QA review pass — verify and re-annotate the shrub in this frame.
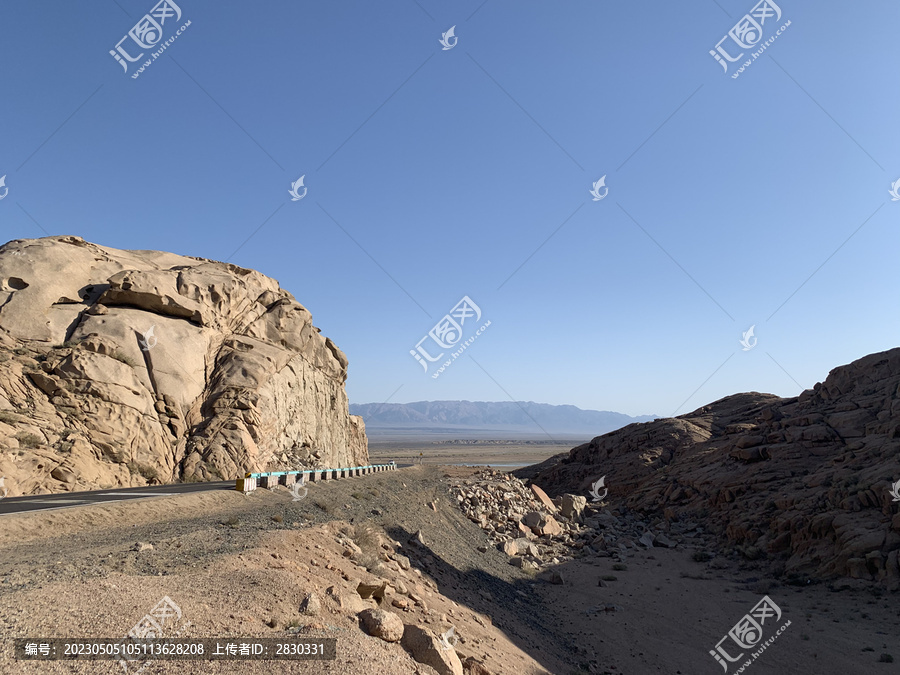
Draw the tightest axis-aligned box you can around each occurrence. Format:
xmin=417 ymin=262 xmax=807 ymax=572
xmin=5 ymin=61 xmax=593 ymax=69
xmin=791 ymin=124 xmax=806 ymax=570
xmin=354 ymin=525 xmax=383 ymax=554
xmin=127 ymin=462 xmax=159 ymax=482
xmin=612 ymin=563 xmax=628 ymax=571
xmin=14 ymin=432 xmax=43 ymax=448
xmin=110 ymin=351 xmax=137 ymax=368
xmin=313 ymin=499 xmax=334 ymax=515
xmin=0 ymin=411 xmax=22 ymax=425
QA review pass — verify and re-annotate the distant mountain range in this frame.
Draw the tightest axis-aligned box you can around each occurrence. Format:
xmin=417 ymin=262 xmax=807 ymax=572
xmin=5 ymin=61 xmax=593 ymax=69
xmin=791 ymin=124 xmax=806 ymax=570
xmin=349 ymin=401 xmax=657 ymax=439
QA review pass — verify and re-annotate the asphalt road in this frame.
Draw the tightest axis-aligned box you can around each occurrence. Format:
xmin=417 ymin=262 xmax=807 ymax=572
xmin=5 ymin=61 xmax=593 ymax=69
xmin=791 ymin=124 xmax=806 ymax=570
xmin=0 ymin=464 xmax=417 ymax=516
xmin=0 ymin=480 xmax=236 ymax=516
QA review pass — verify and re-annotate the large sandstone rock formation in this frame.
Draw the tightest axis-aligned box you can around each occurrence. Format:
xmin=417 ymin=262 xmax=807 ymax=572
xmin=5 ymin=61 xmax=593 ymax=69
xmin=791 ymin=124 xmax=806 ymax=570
xmin=0 ymin=236 xmax=366 ymax=495
xmin=528 ymin=348 xmax=900 ymax=586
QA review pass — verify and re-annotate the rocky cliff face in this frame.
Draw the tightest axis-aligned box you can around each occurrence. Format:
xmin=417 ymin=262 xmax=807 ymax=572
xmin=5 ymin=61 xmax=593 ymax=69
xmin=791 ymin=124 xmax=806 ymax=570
xmin=530 ymin=348 xmax=900 ymax=586
xmin=0 ymin=236 xmax=367 ymax=495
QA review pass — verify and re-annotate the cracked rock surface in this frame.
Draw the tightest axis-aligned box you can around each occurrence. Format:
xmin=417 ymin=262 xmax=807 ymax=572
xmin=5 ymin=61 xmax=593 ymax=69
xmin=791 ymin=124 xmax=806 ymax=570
xmin=0 ymin=236 xmax=366 ymax=494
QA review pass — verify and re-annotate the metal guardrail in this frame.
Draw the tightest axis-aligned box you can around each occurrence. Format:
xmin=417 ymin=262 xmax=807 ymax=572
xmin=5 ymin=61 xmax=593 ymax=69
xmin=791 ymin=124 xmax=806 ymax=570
xmin=235 ymin=462 xmax=396 ymax=492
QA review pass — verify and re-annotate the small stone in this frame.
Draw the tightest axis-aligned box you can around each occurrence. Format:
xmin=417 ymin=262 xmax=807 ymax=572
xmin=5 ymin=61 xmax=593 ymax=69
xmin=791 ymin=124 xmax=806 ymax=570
xmin=654 ymin=534 xmax=676 ymax=548
xmin=357 ymin=581 xmax=387 ymax=601
xmin=462 ymin=657 xmax=493 ymax=675
xmin=299 ymin=592 xmax=321 ymax=616
xmin=133 ymin=542 xmax=153 ymax=552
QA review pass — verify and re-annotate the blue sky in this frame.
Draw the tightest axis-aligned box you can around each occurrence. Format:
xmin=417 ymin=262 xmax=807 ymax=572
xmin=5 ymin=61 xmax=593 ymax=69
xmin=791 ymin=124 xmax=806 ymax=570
xmin=1 ymin=0 xmax=897 ymax=418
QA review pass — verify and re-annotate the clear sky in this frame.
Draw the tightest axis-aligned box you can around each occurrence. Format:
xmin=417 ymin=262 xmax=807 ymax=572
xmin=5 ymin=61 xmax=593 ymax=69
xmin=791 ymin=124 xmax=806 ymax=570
xmin=1 ymin=1 xmax=897 ymax=418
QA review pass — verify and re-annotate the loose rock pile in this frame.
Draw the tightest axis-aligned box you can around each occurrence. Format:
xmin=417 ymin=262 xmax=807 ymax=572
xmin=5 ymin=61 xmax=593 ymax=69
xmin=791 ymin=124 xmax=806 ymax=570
xmin=449 ymin=469 xmax=710 ymax=574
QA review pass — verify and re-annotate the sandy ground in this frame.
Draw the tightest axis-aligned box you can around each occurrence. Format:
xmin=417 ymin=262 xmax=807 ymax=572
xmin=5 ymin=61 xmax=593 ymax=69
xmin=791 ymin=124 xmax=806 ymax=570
xmin=0 ymin=464 xmax=898 ymax=675
xmin=368 ymin=442 xmax=575 ymax=469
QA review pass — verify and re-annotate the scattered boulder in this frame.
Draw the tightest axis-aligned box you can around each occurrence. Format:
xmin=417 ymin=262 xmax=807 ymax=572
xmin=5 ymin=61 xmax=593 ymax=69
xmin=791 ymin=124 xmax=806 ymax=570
xmin=400 ymin=625 xmax=463 ymax=675
xmin=530 ymin=484 xmax=558 ymax=512
xmin=654 ymin=534 xmax=676 ymax=548
xmin=358 ymin=608 xmax=404 ymax=642
xmin=356 ymin=580 xmax=387 ymax=602
xmin=560 ymin=494 xmax=587 ymax=521
xmin=392 ymin=553 xmax=411 ymax=570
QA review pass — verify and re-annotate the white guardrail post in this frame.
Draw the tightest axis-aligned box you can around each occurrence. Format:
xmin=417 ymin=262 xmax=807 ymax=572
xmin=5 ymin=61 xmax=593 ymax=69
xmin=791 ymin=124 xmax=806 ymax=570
xmin=236 ymin=462 xmax=398 ymax=492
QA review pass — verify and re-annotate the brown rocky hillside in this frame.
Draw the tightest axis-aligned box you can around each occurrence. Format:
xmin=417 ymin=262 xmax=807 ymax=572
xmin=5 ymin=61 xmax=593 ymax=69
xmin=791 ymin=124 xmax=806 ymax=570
xmin=0 ymin=236 xmax=366 ymax=496
xmin=526 ymin=348 xmax=900 ymax=587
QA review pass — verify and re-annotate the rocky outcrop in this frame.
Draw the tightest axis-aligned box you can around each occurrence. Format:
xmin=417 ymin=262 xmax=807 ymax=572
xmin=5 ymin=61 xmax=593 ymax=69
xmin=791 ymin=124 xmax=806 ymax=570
xmin=526 ymin=348 xmax=900 ymax=586
xmin=0 ymin=236 xmax=367 ymax=494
